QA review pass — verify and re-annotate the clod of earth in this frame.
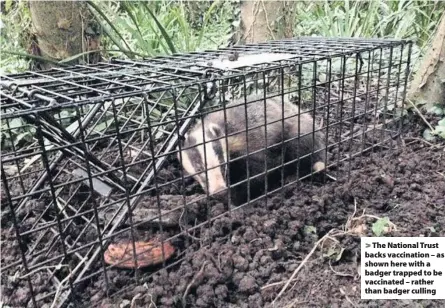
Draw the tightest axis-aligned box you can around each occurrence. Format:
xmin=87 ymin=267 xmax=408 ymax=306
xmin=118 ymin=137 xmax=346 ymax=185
xmin=103 ymin=239 xmax=175 ymax=269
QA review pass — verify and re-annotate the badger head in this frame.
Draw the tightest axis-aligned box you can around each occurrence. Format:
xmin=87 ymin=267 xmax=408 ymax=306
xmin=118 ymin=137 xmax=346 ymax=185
xmin=176 ymin=122 xmax=228 ymax=197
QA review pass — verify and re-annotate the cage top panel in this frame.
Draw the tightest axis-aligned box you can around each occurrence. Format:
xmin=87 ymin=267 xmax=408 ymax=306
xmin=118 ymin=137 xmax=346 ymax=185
xmin=0 ymin=36 xmax=410 ymax=118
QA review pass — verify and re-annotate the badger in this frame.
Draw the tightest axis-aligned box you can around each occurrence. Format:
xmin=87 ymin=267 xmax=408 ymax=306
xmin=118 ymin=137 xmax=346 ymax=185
xmin=176 ymin=94 xmax=326 ymax=207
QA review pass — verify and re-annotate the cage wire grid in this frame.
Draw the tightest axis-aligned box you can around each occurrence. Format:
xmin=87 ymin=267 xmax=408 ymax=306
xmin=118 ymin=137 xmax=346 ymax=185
xmin=0 ymin=37 xmax=412 ymax=307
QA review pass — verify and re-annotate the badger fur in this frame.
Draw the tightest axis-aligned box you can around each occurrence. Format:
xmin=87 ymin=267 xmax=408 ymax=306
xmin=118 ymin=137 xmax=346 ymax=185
xmin=176 ymin=94 xmax=326 ymax=206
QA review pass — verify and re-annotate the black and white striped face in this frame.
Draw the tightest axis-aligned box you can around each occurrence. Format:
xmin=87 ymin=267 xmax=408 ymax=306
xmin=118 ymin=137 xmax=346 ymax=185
xmin=177 ymin=122 xmax=228 ymax=196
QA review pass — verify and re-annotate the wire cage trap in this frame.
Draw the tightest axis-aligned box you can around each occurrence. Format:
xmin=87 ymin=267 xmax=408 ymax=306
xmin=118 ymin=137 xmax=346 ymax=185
xmin=0 ymin=36 xmax=412 ymax=307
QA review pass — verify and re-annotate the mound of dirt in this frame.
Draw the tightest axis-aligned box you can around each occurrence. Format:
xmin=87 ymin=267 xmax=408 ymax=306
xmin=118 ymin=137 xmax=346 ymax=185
xmin=82 ymin=117 xmax=445 ymax=308
xmin=2 ymin=113 xmax=444 ymax=308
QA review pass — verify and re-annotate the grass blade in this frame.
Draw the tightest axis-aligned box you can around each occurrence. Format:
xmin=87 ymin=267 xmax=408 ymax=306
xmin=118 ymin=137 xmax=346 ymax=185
xmin=120 ymin=1 xmax=154 ymax=54
xmin=196 ymin=0 xmax=220 ymax=48
xmin=87 ymin=0 xmax=134 ymax=54
xmin=89 ymin=9 xmax=135 ymax=58
xmin=141 ymin=1 xmax=177 ymax=54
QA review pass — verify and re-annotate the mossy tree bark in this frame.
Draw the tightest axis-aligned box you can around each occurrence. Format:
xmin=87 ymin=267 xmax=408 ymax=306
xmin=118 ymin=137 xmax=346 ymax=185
xmin=29 ymin=0 xmax=101 ymax=70
xmin=407 ymin=12 xmax=445 ymax=110
xmin=235 ymin=0 xmax=296 ymax=44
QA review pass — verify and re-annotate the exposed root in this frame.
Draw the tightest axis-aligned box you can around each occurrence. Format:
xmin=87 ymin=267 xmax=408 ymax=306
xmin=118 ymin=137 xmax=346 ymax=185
xmin=182 ymin=261 xmax=209 ymax=308
xmin=407 ymin=99 xmax=435 ymax=132
xmin=339 ymin=287 xmax=358 ymax=308
xmin=270 ymin=198 xmax=368 ymax=304
xmin=271 ymin=228 xmax=339 ymax=304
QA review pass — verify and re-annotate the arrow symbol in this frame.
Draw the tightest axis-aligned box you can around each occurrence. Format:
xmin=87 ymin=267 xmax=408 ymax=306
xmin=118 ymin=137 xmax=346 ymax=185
xmin=366 ymin=243 xmax=370 ymax=248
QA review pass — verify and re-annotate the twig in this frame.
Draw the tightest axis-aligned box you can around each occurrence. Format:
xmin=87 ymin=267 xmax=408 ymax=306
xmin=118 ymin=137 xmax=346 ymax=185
xmin=179 ymin=204 xmax=201 ymax=242
xmin=261 ymin=265 xmax=307 ymax=291
xmin=404 ymin=137 xmax=438 ymax=147
xmin=260 ymin=0 xmax=276 ymax=40
xmin=272 ymin=229 xmax=337 ymax=304
xmin=20 ymin=153 xmax=41 ymax=173
xmin=261 ymin=280 xmax=285 ymax=290
xmin=268 ymin=201 xmax=395 ymax=303
xmin=407 ymin=99 xmax=435 ymax=131
xmin=324 ymin=173 xmax=337 ymax=181
xmin=339 ymin=287 xmax=358 ymax=308
xmin=329 ymin=260 xmax=355 ymax=277
xmin=284 ymin=299 xmax=309 ymax=308
xmin=344 ymin=198 xmax=358 ymax=232
xmin=19 ymin=264 xmax=68 ymax=280
xmin=130 ymin=293 xmax=141 ymax=308
xmin=205 ymin=251 xmax=221 ymax=272
xmin=2 ymin=50 xmax=65 ymax=66
xmin=50 ymin=270 xmax=73 ymax=308
xmin=182 ymin=261 xmax=208 ymax=308
xmin=242 ymin=1 xmax=260 ymax=42
xmin=304 ymin=284 xmax=313 ymax=302
xmin=147 ymin=294 xmax=158 ymax=308
xmin=283 ymin=283 xmax=312 ymax=307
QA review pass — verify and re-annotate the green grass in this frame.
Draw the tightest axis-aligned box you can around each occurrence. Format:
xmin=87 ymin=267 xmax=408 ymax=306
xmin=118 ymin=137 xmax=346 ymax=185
xmin=291 ymin=0 xmax=444 ymax=71
xmin=87 ymin=0 xmax=235 ymax=59
xmin=1 ymin=0 xmax=444 ymax=145
xmin=0 ymin=0 xmax=32 ymax=74
xmin=293 ymin=0 xmax=441 ymax=45
xmin=1 ymin=0 xmax=442 ymax=72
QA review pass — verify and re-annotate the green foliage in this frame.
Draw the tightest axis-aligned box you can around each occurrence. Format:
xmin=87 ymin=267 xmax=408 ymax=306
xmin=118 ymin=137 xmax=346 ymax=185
xmin=427 ymin=104 xmax=445 ymax=117
xmin=1 ymin=117 xmax=35 ymax=150
xmin=88 ymin=0 xmax=234 ymax=59
xmin=324 ymin=245 xmax=345 ymax=262
xmin=372 ymin=217 xmax=391 ymax=237
xmin=291 ymin=0 xmax=443 ymax=144
xmin=0 ymin=0 xmax=32 ymax=74
xmin=303 ymin=225 xmax=318 ymax=241
xmin=293 ymin=0 xmax=442 ymax=47
xmin=423 ymin=117 xmax=445 ymax=141
xmin=304 ymin=225 xmax=317 ymax=234
xmin=292 ymin=0 xmax=444 ymax=70
xmin=1 ymin=0 xmax=443 ymax=142
xmin=433 ymin=118 xmax=445 ymax=139
xmin=1 ymin=0 xmax=235 ymax=72
xmin=418 ymin=103 xmax=445 ymax=141
xmin=428 ymin=104 xmax=445 ymax=140
xmin=1 ymin=0 xmax=442 ymax=74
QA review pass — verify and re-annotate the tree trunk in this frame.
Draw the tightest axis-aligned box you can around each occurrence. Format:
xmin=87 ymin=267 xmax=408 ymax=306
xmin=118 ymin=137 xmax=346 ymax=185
xmin=235 ymin=0 xmax=296 ymax=44
xmin=407 ymin=12 xmax=445 ymax=110
xmin=29 ymin=0 xmax=101 ymax=70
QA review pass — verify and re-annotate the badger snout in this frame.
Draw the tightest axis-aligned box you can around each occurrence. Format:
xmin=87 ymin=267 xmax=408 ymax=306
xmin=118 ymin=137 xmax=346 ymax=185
xmin=205 ymin=164 xmax=228 ymax=198
xmin=208 ymin=182 xmax=228 ymax=196
xmin=207 ymin=179 xmax=228 ymax=202
xmin=210 ymin=187 xmax=229 ymax=202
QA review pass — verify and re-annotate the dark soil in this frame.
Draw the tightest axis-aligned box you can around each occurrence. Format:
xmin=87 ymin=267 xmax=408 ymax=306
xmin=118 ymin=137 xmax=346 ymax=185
xmin=2 ymin=112 xmax=444 ymax=308
xmin=86 ymin=115 xmax=442 ymax=307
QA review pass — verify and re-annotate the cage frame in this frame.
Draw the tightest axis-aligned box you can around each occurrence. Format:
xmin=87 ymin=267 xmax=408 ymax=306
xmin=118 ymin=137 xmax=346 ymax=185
xmin=1 ymin=36 xmax=413 ymax=308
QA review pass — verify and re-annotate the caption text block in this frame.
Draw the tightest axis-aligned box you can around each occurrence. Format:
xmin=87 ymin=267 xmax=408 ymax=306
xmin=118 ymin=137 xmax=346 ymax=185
xmin=361 ymin=237 xmax=445 ymax=300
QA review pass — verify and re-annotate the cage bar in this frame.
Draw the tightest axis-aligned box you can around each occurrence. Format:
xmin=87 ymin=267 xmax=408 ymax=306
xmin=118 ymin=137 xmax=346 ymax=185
xmin=1 ymin=36 xmax=412 ymax=307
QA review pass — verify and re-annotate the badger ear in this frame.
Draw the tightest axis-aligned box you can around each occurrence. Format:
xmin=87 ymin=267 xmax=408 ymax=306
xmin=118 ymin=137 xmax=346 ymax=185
xmin=208 ymin=123 xmax=222 ymax=137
